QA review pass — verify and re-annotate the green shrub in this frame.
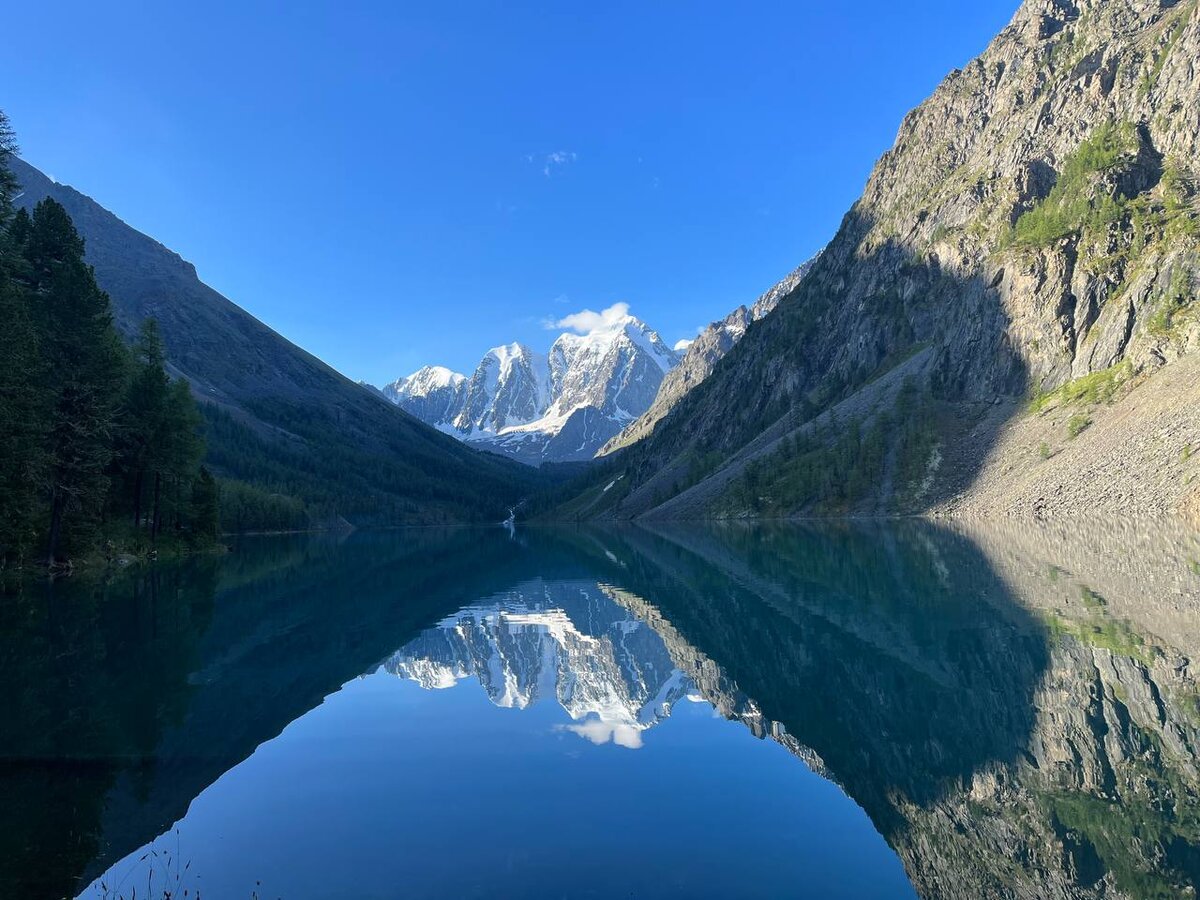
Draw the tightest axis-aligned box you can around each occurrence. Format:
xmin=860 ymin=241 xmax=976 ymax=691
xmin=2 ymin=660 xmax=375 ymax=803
xmin=1067 ymin=414 xmax=1092 ymax=439
xmin=1030 ymin=361 xmax=1131 ymax=412
xmin=1139 ymin=9 xmax=1190 ymax=96
xmin=1147 ymin=267 xmax=1195 ymax=337
xmin=1010 ymin=123 xmax=1138 ymax=249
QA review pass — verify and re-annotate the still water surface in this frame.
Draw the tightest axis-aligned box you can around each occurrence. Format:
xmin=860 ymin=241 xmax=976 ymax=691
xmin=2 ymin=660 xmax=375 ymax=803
xmin=3 ymin=521 xmax=1200 ymax=898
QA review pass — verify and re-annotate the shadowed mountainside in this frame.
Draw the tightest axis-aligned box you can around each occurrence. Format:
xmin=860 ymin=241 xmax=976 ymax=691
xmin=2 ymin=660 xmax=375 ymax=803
xmin=9 ymin=157 xmax=540 ymax=525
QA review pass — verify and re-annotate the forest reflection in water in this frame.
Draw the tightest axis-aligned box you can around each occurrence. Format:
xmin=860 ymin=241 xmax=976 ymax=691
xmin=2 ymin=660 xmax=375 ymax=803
xmin=1 ymin=517 xmax=1198 ymax=899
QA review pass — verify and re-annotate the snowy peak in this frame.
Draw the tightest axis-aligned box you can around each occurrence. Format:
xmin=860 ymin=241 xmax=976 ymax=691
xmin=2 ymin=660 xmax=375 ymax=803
xmin=547 ymin=317 xmax=679 ymax=424
xmin=454 ymin=342 xmax=549 ymax=435
xmin=387 ymin=365 xmax=466 ymax=396
xmin=378 ymin=308 xmax=682 ymax=464
xmin=381 ymin=365 xmax=468 ymax=426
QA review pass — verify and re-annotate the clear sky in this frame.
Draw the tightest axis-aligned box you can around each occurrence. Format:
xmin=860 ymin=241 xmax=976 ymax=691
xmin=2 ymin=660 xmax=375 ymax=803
xmin=2 ymin=1 xmax=1019 ymax=384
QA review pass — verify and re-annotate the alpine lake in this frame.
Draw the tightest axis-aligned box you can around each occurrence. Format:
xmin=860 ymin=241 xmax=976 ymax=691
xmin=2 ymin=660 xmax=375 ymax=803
xmin=4 ymin=519 xmax=1200 ymax=899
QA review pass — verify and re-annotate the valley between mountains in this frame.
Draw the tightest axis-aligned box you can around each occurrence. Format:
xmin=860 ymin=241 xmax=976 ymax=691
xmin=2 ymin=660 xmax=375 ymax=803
xmin=377 ymin=0 xmax=1200 ymax=527
xmin=6 ymin=0 xmax=1199 ymax=536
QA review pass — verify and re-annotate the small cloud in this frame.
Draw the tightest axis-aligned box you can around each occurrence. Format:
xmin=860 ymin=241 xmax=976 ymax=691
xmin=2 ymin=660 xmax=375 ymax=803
xmin=551 ymin=294 xmax=569 ymax=305
xmin=673 ymin=338 xmax=694 ymax=352
xmin=546 ymin=301 xmax=632 ymax=335
xmin=541 ymin=150 xmax=577 ymax=177
xmin=557 ymin=719 xmax=644 ymax=749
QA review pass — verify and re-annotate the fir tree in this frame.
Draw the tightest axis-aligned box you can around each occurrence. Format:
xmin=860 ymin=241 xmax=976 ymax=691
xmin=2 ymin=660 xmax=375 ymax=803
xmin=23 ymin=198 xmax=127 ymax=564
xmin=0 ymin=110 xmax=16 ymax=219
xmin=0 ymin=110 xmax=218 ymax=566
xmin=119 ymin=319 xmax=172 ymax=533
xmin=191 ymin=466 xmax=220 ymax=540
xmin=156 ymin=377 xmax=204 ymax=538
xmin=0 ymin=120 xmax=47 ymax=565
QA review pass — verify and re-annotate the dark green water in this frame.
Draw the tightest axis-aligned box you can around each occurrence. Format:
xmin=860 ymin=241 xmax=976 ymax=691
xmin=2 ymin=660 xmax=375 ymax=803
xmin=3 ymin=522 xmax=1200 ymax=898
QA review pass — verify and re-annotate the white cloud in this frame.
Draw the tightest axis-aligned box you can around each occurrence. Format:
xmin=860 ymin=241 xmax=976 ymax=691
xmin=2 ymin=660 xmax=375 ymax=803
xmin=558 ymin=719 xmax=644 ymax=749
xmin=541 ymin=150 xmax=577 ymax=177
xmin=673 ymin=338 xmax=694 ymax=352
xmin=547 ymin=301 xmax=632 ymax=335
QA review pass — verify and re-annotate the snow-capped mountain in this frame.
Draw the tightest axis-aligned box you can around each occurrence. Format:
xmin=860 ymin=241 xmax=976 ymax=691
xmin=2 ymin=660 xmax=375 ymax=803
xmin=379 ymin=309 xmax=681 ymax=464
xmin=380 ymin=366 xmax=466 ymax=424
xmin=383 ymin=581 xmax=691 ymax=748
xmin=455 ymin=342 xmax=549 ymax=436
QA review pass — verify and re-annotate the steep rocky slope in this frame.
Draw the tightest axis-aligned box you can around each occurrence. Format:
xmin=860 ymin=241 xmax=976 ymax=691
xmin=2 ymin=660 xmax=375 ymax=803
xmin=563 ymin=0 xmax=1200 ymax=523
xmin=10 ymin=157 xmax=538 ymax=523
xmin=599 ymin=257 xmax=818 ymax=456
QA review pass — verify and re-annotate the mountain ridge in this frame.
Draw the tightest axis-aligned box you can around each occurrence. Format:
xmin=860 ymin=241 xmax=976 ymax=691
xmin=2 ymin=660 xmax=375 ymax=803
xmin=381 ymin=312 xmax=681 ymax=464
xmin=600 ymin=255 xmax=820 ymax=456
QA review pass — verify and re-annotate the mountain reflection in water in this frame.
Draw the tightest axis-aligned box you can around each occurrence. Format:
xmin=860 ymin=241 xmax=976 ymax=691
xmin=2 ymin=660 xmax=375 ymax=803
xmin=1 ymin=519 xmax=1198 ymax=899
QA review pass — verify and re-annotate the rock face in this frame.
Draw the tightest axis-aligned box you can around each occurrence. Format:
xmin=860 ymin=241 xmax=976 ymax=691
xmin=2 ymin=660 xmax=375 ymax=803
xmin=381 ymin=315 xmax=681 ymax=465
xmin=569 ymin=0 xmax=1200 ymax=522
xmin=600 ymin=256 xmax=819 ymax=455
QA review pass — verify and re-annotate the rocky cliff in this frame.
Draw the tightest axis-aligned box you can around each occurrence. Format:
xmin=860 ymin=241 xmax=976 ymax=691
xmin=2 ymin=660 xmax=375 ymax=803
xmin=599 ymin=257 xmax=818 ymax=456
xmin=563 ymin=0 xmax=1200 ymax=523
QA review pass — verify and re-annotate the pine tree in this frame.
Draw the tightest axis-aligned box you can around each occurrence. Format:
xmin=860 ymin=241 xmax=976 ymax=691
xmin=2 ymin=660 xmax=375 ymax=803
xmin=0 ymin=110 xmax=16 ymax=219
xmin=0 ymin=118 xmax=47 ymax=564
xmin=23 ymin=198 xmax=127 ymax=564
xmin=118 ymin=319 xmax=172 ymax=534
xmin=191 ymin=466 xmax=220 ymax=540
xmin=157 ymin=377 xmax=204 ymax=539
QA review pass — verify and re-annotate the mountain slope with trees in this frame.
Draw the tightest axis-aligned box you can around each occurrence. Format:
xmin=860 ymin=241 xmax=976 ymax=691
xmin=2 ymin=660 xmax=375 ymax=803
xmin=0 ymin=115 xmax=217 ymax=567
xmin=7 ymin=152 xmax=540 ymax=528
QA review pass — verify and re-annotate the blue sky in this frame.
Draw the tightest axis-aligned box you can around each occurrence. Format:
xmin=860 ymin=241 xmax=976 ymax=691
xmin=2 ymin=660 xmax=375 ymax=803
xmin=2 ymin=1 xmax=1018 ymax=384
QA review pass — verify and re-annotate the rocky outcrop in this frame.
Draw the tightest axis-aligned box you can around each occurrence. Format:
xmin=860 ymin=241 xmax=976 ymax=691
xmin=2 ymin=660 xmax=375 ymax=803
xmin=567 ymin=0 xmax=1200 ymax=522
xmin=600 ymin=256 xmax=818 ymax=455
